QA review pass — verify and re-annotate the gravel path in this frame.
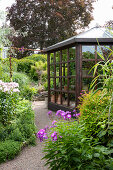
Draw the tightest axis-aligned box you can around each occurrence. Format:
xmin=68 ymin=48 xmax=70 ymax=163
xmin=0 ymin=101 xmax=53 ymax=170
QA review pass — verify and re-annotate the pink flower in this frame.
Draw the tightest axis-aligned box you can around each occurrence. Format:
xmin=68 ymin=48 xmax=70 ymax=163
xmin=67 ymin=114 xmax=71 ymax=119
xmin=61 ymin=111 xmax=66 ymax=117
xmin=56 ymin=110 xmax=62 ymax=117
xmin=63 ymin=115 xmax=66 ymax=120
xmin=52 ymin=120 xmax=57 ymax=125
xmin=76 ymin=113 xmax=81 ymax=117
xmin=47 ymin=111 xmax=52 ymax=116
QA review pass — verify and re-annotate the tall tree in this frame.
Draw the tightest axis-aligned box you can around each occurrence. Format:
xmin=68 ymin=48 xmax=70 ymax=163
xmin=7 ymin=0 xmax=95 ymax=51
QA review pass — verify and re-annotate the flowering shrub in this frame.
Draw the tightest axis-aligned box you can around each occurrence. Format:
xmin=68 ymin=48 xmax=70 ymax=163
xmin=37 ymin=109 xmax=80 ymax=142
xmin=37 ymin=109 xmax=113 ymax=169
xmin=0 ymin=80 xmax=20 ymax=125
xmin=78 ymin=90 xmax=113 ymax=147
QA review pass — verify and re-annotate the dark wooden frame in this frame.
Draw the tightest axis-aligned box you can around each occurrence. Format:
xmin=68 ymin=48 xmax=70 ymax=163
xmin=45 ymin=38 xmax=113 ymax=112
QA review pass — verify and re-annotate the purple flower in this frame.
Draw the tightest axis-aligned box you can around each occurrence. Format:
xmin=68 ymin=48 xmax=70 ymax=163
xmin=52 ymin=120 xmax=57 ymax=125
xmin=67 ymin=114 xmax=71 ymax=119
xmin=37 ymin=129 xmax=48 ymax=142
xmin=44 ymin=125 xmax=49 ymax=131
xmin=53 ymin=135 xmax=57 ymax=141
xmin=38 ymin=129 xmax=45 ymax=135
xmin=66 ymin=111 xmax=71 ymax=114
xmin=59 ymin=135 xmax=62 ymax=138
xmin=43 ymin=133 xmax=48 ymax=139
xmin=63 ymin=115 xmax=66 ymax=120
xmin=56 ymin=110 xmax=62 ymax=117
xmin=76 ymin=113 xmax=81 ymax=117
xmin=73 ymin=109 xmax=76 ymax=113
xmin=73 ymin=114 xmax=76 ymax=117
xmin=47 ymin=111 xmax=52 ymax=116
xmin=51 ymin=132 xmax=57 ymax=141
xmin=19 ymin=46 xmax=24 ymax=53
xmin=49 ymin=125 xmax=54 ymax=129
xmin=61 ymin=111 xmax=66 ymax=117
xmin=51 ymin=131 xmax=57 ymax=138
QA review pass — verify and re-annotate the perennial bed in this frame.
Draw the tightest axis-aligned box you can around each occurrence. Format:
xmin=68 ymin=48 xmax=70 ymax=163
xmin=0 ymin=80 xmax=36 ymax=163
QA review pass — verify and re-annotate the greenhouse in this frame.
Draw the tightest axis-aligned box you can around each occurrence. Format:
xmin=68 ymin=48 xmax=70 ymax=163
xmin=44 ymin=26 xmax=113 ymax=111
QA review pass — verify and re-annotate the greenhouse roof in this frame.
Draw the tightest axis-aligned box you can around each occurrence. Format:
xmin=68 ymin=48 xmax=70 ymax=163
xmin=44 ymin=26 xmax=113 ymax=52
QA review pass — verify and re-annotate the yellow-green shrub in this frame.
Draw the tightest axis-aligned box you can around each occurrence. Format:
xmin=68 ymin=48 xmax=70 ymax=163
xmin=78 ymin=91 xmax=113 ymax=143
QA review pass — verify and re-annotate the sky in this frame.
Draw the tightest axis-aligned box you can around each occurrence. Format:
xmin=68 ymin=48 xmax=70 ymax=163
xmin=0 ymin=0 xmax=113 ymax=28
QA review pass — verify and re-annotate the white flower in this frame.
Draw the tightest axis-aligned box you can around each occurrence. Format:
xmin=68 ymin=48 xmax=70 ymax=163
xmin=3 ymin=88 xmax=9 ymax=92
xmin=13 ymin=88 xmax=20 ymax=93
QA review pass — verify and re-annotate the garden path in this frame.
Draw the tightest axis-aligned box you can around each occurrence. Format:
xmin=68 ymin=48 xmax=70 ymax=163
xmin=0 ymin=101 xmax=53 ymax=170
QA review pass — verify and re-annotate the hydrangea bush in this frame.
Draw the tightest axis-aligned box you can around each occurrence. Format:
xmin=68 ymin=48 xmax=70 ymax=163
xmin=0 ymin=80 xmax=20 ymax=125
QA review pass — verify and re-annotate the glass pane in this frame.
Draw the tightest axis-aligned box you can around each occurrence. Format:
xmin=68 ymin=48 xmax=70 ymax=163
xmin=62 ymin=93 xmax=68 ymax=106
xmin=56 ymin=92 xmax=62 ymax=105
xmin=69 ymin=47 xmax=76 ymax=60
xmin=97 ymin=45 xmax=111 ymax=59
xmin=56 ymin=63 xmax=60 ymax=76
xmin=50 ymin=65 xmax=54 ymax=77
xmin=51 ymin=91 xmax=55 ymax=103
xmin=69 ymin=78 xmax=76 ymax=91
xmin=50 ymin=53 xmax=54 ymax=64
xmin=56 ymin=51 xmax=60 ymax=63
xmin=82 ymin=61 xmax=94 ymax=77
xmin=56 ymin=78 xmax=60 ymax=89
xmin=50 ymin=78 xmax=54 ymax=89
xmin=82 ymin=46 xmax=95 ymax=59
xmin=62 ymin=49 xmax=67 ymax=62
xmin=62 ymin=63 xmax=67 ymax=76
xmin=69 ymin=94 xmax=76 ymax=109
xmin=62 ymin=78 xmax=68 ymax=91
xmin=82 ymin=78 xmax=93 ymax=91
xmin=69 ymin=62 xmax=76 ymax=76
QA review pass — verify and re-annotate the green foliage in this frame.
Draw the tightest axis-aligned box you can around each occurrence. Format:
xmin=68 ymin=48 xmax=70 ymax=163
xmin=12 ymin=72 xmax=31 ymax=87
xmin=82 ymin=51 xmax=95 ymax=59
xmin=12 ymin=72 xmax=37 ymax=100
xmin=0 ymin=89 xmax=19 ymax=125
xmin=17 ymin=59 xmax=35 ymax=74
xmin=0 ymin=71 xmax=36 ymax=101
xmin=16 ymin=54 xmax=47 ymax=87
xmin=25 ymin=54 xmax=47 ymax=62
xmin=0 ymin=99 xmax=36 ymax=163
xmin=2 ymin=58 xmax=18 ymax=73
xmin=20 ymin=85 xmax=37 ymax=100
xmin=78 ymin=91 xmax=113 ymax=145
xmin=43 ymin=121 xmax=113 ymax=170
xmin=0 ymin=140 xmax=21 ymax=163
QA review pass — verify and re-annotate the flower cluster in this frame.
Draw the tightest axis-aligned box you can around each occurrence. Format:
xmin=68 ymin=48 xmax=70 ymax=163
xmin=0 ymin=80 xmax=20 ymax=93
xmin=51 ymin=131 xmax=57 ymax=141
xmin=37 ymin=109 xmax=81 ymax=142
xmin=36 ymin=129 xmax=48 ymax=142
xmin=56 ymin=110 xmax=72 ymax=120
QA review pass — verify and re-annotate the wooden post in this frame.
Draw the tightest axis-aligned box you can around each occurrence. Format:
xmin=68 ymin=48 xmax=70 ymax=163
xmin=60 ymin=50 xmax=63 ymax=104
xmin=47 ymin=53 xmax=51 ymax=105
xmin=9 ymin=55 xmax=12 ymax=82
xmin=76 ymin=44 xmax=82 ymax=106
xmin=54 ymin=52 xmax=56 ymax=103
xmin=67 ymin=48 xmax=70 ymax=106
